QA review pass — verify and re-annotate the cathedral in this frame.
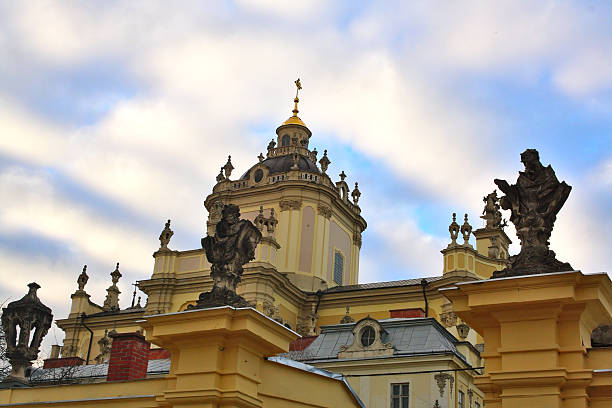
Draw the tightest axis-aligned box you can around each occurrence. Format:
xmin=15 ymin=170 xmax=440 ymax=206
xmin=5 ymin=82 xmax=611 ymax=408
xmin=47 ymin=81 xmax=515 ymax=407
xmin=57 ymin=81 xmax=510 ymax=357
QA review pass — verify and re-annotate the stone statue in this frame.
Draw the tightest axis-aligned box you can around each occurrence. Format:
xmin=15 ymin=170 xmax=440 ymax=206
xmin=190 ymin=204 xmax=262 ymax=308
xmin=158 ymin=219 xmax=173 ymax=250
xmin=1 ymin=283 xmax=53 ymax=386
xmin=481 ymin=190 xmax=506 ymax=230
xmin=76 ymin=265 xmax=89 ymax=292
xmin=94 ymin=329 xmax=112 ymax=364
xmin=492 ymin=149 xmax=573 ymax=278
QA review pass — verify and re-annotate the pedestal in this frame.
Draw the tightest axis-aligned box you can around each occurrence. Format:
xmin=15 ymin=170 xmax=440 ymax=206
xmin=442 ymin=271 xmax=612 ymax=408
xmin=141 ymin=306 xmax=299 ymax=408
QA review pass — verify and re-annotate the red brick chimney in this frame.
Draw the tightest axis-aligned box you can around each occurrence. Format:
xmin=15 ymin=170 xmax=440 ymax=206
xmin=106 ymin=332 xmax=150 ymax=381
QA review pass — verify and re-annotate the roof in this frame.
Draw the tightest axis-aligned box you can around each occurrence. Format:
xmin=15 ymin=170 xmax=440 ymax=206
xmin=299 ymin=317 xmax=466 ymax=363
xmin=267 ymin=356 xmax=366 ymax=408
xmin=281 ymin=115 xmax=307 ymax=127
xmin=29 ymin=359 xmax=170 ymax=383
xmin=323 ymin=276 xmax=443 ymax=293
xmin=86 ymin=306 xmax=145 ymax=318
xmin=240 ymin=154 xmax=320 ymax=180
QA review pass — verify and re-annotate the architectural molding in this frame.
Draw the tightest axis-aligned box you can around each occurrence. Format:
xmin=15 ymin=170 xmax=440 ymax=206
xmin=317 ymin=204 xmax=332 ymax=219
xmin=279 ymin=199 xmax=302 ymax=211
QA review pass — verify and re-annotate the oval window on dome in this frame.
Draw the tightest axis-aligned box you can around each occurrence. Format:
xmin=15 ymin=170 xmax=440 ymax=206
xmin=254 ymin=168 xmax=264 ymax=183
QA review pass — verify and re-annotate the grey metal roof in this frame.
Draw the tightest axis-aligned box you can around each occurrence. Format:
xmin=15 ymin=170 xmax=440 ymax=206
xmin=29 ymin=359 xmax=170 ymax=383
xmin=323 ymin=276 xmax=443 ymax=293
xmin=300 ymin=317 xmax=464 ymax=362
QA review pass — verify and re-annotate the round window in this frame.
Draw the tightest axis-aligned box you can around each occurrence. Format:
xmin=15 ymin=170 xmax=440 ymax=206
xmin=254 ymin=169 xmax=264 ymax=183
xmin=360 ymin=326 xmax=375 ymax=347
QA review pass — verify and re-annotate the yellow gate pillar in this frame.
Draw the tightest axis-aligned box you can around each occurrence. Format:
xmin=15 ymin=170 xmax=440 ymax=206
xmin=141 ymin=306 xmax=298 ymax=408
xmin=442 ymin=271 xmax=612 ymax=408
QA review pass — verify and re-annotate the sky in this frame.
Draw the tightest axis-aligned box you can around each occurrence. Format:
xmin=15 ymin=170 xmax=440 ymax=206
xmin=0 ymin=1 xmax=611 ymax=351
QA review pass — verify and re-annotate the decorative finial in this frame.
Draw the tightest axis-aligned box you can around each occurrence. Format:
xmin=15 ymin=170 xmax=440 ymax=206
xmin=1 ymin=282 xmax=53 ymax=384
xmin=339 ymin=171 xmax=347 ymax=181
xmin=254 ymin=205 xmax=265 ymax=231
xmin=77 ymin=265 xmax=89 ymax=292
xmin=319 ymin=149 xmax=330 ymax=173
xmin=159 ymin=219 xmax=174 ymax=250
xmin=340 ymin=306 xmax=355 ymax=324
xmin=258 ymin=153 xmax=264 ymax=163
xmin=131 ymin=282 xmax=138 ymax=307
xmin=293 ymin=78 xmax=302 ymax=117
xmin=104 ymin=263 xmax=122 ymax=311
xmin=216 ymin=167 xmax=225 ymax=183
xmin=312 ymin=148 xmax=318 ymax=159
xmin=461 ymin=214 xmax=472 ymax=245
xmin=223 ymin=155 xmax=234 ymax=179
xmin=111 ymin=263 xmax=122 ymax=285
xmin=449 ymin=213 xmax=460 ymax=245
xmin=265 ymin=208 xmax=278 ymax=234
xmin=352 ymin=182 xmax=361 ymax=205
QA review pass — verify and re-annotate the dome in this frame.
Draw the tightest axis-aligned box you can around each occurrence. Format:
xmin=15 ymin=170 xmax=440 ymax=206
xmin=241 ymin=154 xmax=320 ymax=180
xmin=282 ymin=115 xmax=307 ymax=127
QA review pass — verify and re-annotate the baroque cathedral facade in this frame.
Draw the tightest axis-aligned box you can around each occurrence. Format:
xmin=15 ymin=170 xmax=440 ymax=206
xmin=57 ymin=83 xmax=511 ymax=371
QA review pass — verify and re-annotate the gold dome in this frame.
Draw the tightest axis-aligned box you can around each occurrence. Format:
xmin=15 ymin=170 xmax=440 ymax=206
xmin=282 ymin=115 xmax=307 ymax=127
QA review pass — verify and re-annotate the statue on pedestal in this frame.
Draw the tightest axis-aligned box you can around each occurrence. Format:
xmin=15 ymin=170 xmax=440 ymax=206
xmin=492 ymin=149 xmax=573 ymax=278
xmin=190 ymin=204 xmax=262 ymax=309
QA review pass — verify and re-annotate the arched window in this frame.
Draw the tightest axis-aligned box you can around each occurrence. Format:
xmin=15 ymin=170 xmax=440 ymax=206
xmin=281 ymin=134 xmax=290 ymax=146
xmin=334 ymin=251 xmax=344 ymax=285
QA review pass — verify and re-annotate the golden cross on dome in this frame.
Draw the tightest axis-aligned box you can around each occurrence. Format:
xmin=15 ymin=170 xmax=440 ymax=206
xmin=292 ymin=78 xmax=302 ymax=116
xmin=295 ymin=78 xmax=302 ymax=97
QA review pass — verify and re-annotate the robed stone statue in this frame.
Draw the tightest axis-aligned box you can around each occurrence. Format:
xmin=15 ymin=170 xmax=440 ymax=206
xmin=492 ymin=149 xmax=573 ymax=278
xmin=190 ymin=204 xmax=262 ymax=308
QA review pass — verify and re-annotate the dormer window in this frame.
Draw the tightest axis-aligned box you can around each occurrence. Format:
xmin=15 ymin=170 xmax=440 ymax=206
xmin=338 ymin=316 xmax=394 ymax=358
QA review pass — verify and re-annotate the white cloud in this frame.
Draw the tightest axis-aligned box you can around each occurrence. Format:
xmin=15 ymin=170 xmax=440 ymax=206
xmin=0 ymin=166 xmax=153 ymax=276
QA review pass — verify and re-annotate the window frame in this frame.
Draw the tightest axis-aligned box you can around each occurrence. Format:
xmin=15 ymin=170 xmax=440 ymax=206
xmin=390 ymin=382 xmax=409 ymax=408
xmin=333 ymin=250 xmax=344 ymax=285
xmin=458 ymin=390 xmax=465 ymax=408
xmin=360 ymin=326 xmax=376 ymax=347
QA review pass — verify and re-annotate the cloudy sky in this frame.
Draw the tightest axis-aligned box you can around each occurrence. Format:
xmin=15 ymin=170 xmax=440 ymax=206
xmin=1 ymin=1 xmax=611 ymax=347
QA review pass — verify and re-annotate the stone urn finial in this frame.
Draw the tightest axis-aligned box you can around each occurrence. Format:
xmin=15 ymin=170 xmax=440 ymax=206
xmin=1 ymin=282 xmax=53 ymax=386
xmin=448 ymin=213 xmax=460 ymax=246
xmin=460 ymin=214 xmax=472 ymax=245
